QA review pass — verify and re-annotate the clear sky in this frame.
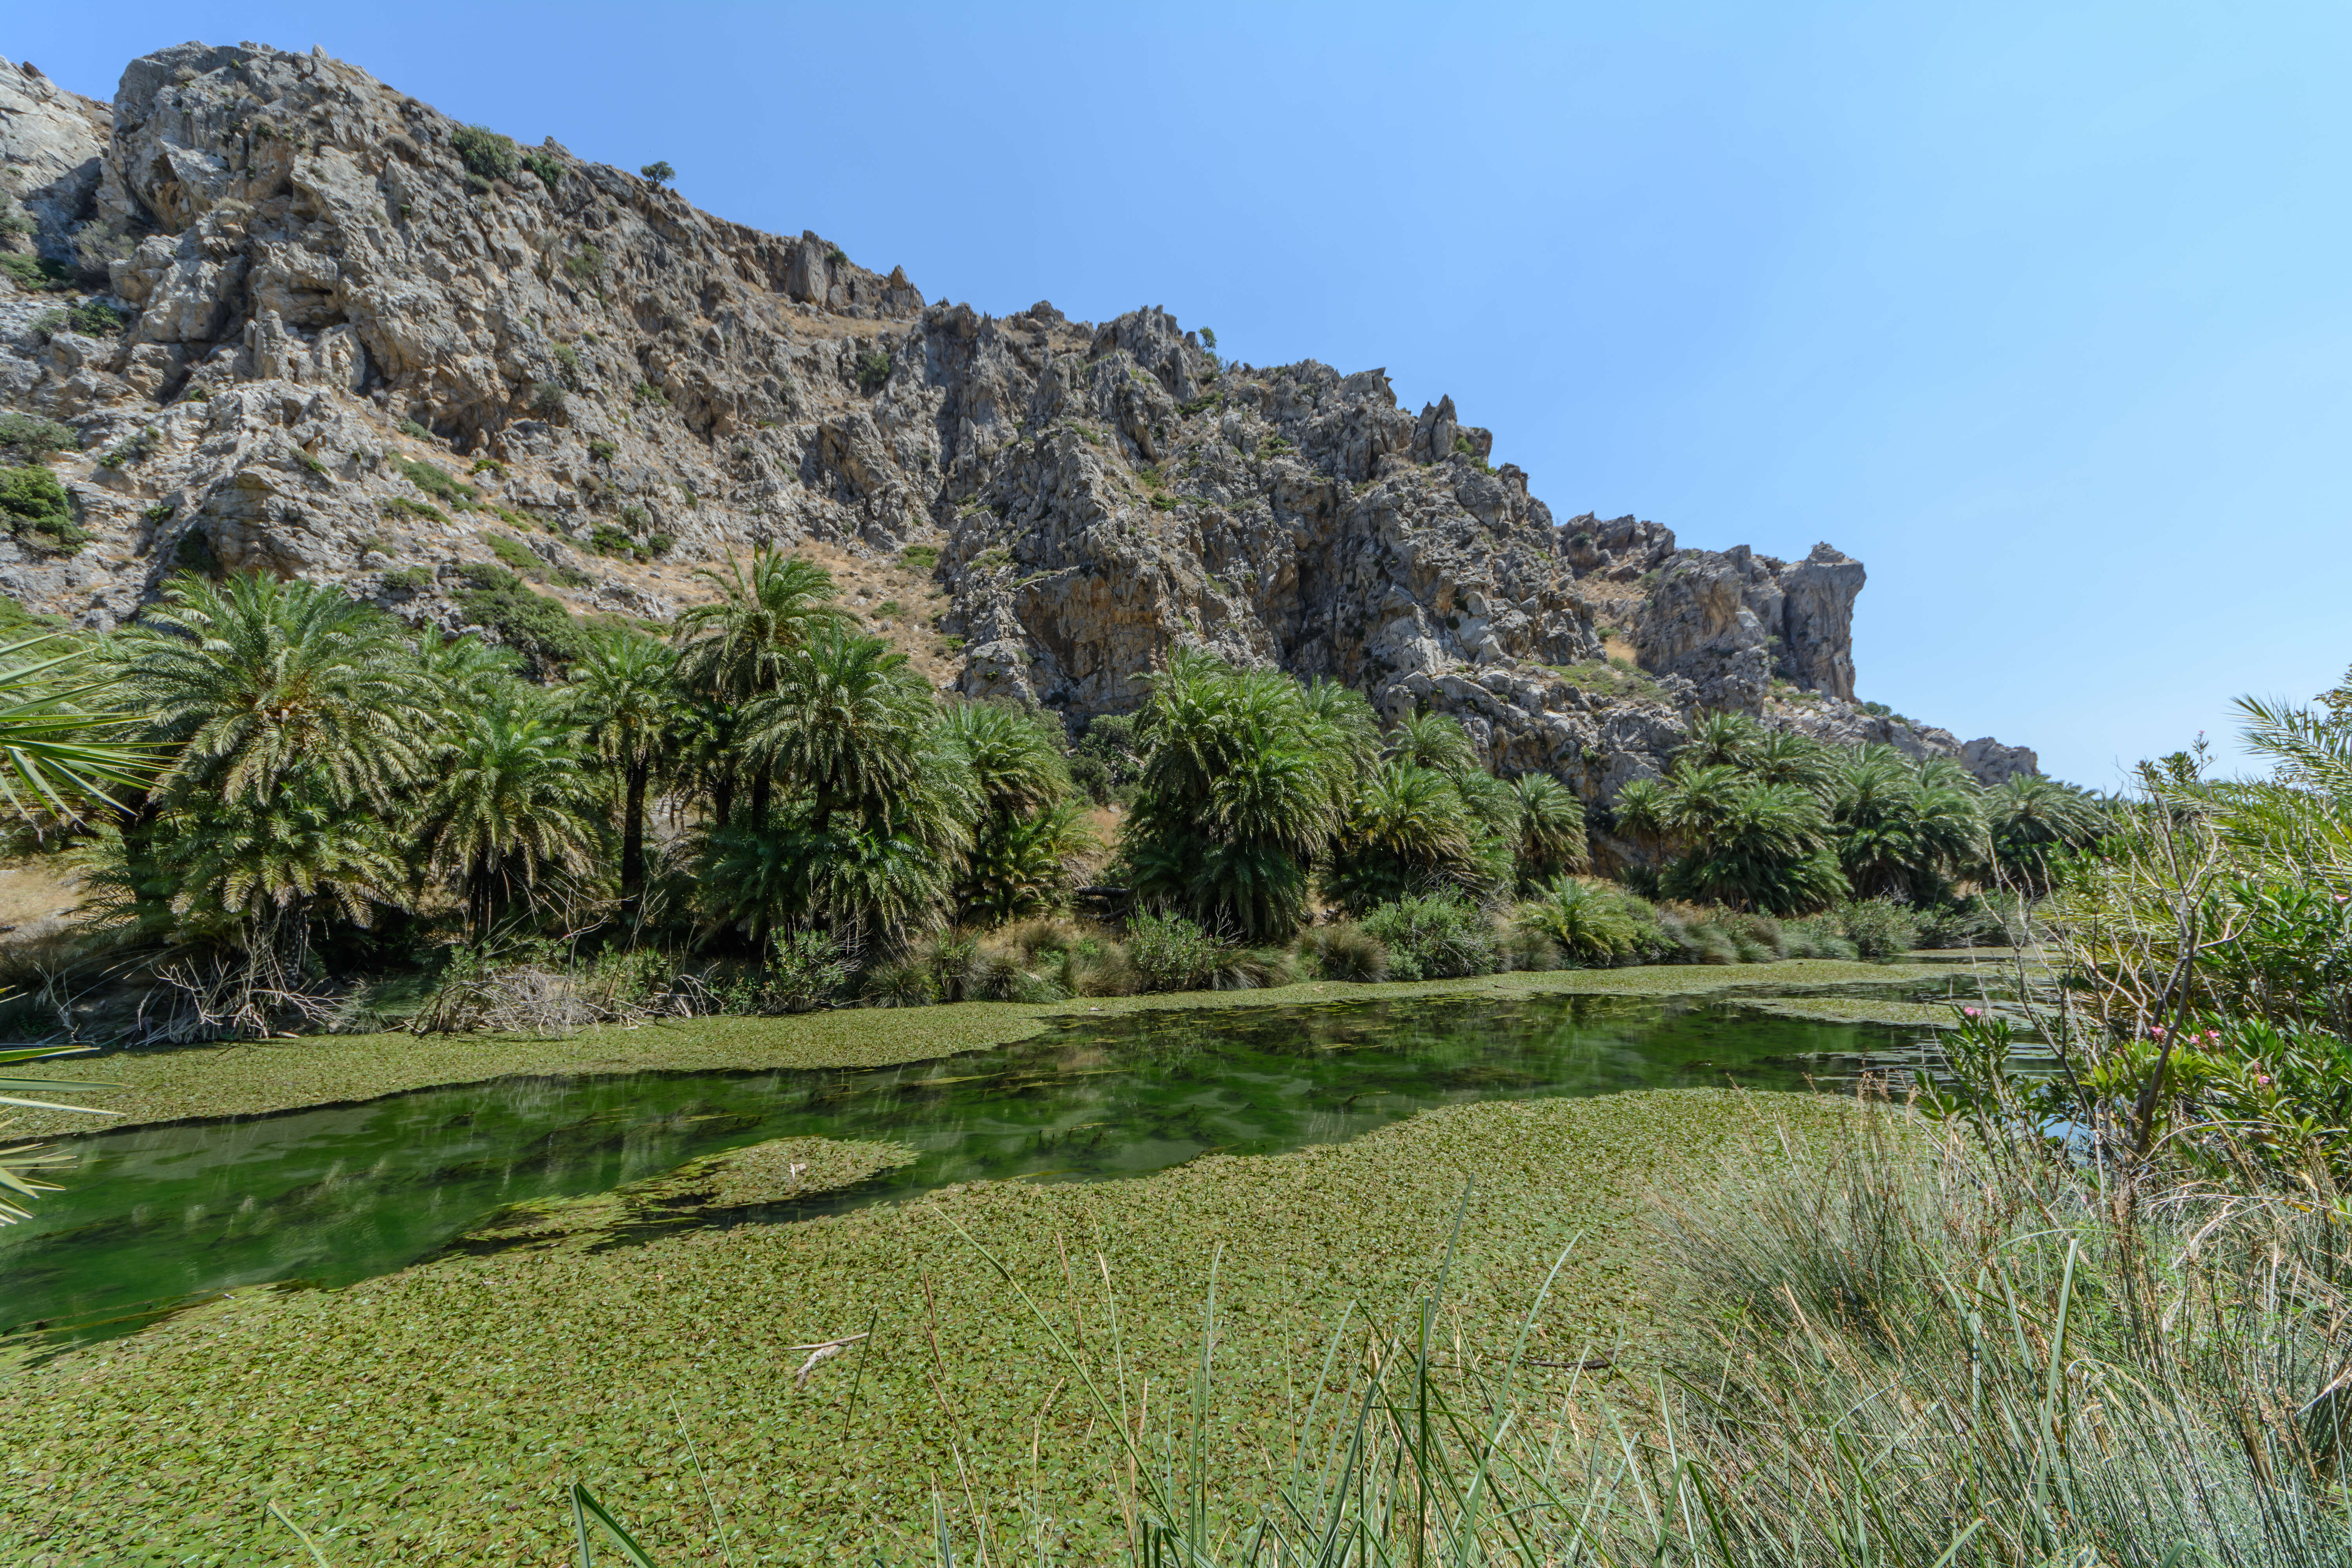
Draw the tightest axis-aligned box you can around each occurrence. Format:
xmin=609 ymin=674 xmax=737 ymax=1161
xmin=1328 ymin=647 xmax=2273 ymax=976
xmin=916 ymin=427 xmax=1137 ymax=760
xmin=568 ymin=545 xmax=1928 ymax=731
xmin=11 ymin=2 xmax=2347 ymax=787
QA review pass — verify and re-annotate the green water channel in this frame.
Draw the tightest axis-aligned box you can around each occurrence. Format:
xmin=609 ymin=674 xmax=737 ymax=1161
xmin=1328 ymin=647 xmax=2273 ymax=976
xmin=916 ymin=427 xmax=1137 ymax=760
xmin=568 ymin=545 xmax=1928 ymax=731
xmin=0 ymin=983 xmax=1979 ymax=1345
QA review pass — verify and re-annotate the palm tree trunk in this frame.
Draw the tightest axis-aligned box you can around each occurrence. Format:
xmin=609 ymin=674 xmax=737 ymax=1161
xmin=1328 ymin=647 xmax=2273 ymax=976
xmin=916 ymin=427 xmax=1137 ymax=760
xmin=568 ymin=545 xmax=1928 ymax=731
xmin=621 ymin=759 xmax=648 ymax=906
xmin=750 ymin=769 xmax=772 ymax=829
xmin=713 ymin=768 xmax=735 ymax=829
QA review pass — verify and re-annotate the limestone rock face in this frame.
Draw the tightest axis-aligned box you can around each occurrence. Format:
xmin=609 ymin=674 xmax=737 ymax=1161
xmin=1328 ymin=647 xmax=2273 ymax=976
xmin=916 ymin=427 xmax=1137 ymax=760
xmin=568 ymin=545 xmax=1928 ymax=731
xmin=0 ymin=39 xmax=2042 ymax=802
xmin=0 ymin=58 xmax=113 ymax=263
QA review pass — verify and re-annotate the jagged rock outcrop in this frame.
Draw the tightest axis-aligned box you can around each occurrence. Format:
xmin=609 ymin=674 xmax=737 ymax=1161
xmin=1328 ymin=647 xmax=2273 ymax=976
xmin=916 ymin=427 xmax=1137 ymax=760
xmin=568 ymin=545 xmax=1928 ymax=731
xmin=1633 ymin=542 xmax=1865 ymax=710
xmin=0 ymin=41 xmax=2042 ymax=801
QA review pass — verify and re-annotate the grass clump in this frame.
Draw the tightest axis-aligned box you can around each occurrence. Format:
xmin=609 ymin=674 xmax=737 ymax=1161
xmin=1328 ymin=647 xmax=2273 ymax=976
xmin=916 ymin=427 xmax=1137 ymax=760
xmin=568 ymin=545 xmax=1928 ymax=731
xmin=392 ymin=456 xmax=481 ymax=511
xmin=901 ymin=543 xmax=940 ymax=571
xmin=1359 ymin=892 xmax=1495 ymax=980
xmin=0 ymin=252 xmax=75 ymax=293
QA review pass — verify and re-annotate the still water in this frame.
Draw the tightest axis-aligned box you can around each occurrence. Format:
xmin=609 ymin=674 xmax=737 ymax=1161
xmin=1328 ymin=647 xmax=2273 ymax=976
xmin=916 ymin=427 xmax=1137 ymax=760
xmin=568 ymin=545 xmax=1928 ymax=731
xmin=0 ymin=985 xmax=1965 ymax=1343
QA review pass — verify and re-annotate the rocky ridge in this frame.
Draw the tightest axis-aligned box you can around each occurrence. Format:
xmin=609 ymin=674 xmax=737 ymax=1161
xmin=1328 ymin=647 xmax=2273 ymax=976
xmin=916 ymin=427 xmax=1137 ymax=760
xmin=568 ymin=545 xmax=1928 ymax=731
xmin=0 ymin=41 xmax=2037 ymax=805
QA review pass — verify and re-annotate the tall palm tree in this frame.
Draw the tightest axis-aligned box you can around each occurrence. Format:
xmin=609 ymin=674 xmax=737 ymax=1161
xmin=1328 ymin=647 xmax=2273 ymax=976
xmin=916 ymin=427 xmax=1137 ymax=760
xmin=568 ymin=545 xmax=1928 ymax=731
xmin=1322 ymin=757 xmax=1481 ymax=914
xmin=674 ymin=549 xmax=844 ymax=827
xmin=738 ymin=629 xmax=937 ymax=834
xmin=1121 ymin=649 xmax=1352 ymax=938
xmin=940 ymin=702 xmax=1097 ymax=920
xmin=110 ymin=572 xmax=427 ymax=811
xmin=1677 ymin=711 xmax=1766 ymax=770
xmin=412 ymin=693 xmax=604 ymax=936
xmin=1984 ymin=773 xmax=2105 ymax=891
xmin=1831 ymin=746 xmax=1986 ymax=901
xmin=1661 ymin=762 xmax=1846 ymax=912
xmin=938 ymin=701 xmax=1071 ymax=815
xmin=568 ymin=630 xmax=678 ymax=909
xmin=674 ymin=549 xmax=841 ymax=705
xmin=1511 ymin=772 xmax=1589 ymax=889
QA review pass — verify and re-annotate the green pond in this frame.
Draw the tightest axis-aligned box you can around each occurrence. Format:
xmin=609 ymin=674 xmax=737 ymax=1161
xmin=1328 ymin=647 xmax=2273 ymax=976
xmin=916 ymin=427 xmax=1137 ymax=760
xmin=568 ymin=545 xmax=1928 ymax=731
xmin=0 ymin=983 xmax=1981 ymax=1346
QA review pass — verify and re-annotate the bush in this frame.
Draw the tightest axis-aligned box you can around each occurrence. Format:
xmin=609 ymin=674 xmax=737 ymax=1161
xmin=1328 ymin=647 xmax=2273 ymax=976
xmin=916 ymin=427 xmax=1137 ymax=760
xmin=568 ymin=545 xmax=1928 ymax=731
xmin=764 ymin=930 xmax=850 ymax=1012
xmin=858 ymin=957 xmax=938 ymax=1007
xmin=639 ymin=160 xmax=675 ymax=185
xmin=855 ymin=350 xmax=891 ymax=393
xmin=519 ymin=151 xmax=564 ymax=190
xmin=0 ymin=412 xmax=78 ymax=460
xmin=1835 ymin=896 xmax=1922 ymax=958
xmin=901 ymin=544 xmax=940 ymax=571
xmin=34 ymin=299 xmax=129 ymax=338
xmin=0 ymin=465 xmax=86 ymax=553
xmin=452 ymin=125 xmax=518 ymax=183
xmin=1297 ymin=920 xmax=1388 ymax=982
xmin=588 ymin=523 xmax=642 ymax=559
xmin=530 ymin=381 xmax=566 ymax=416
xmin=587 ymin=437 xmax=618 ymax=463
xmin=564 ymin=245 xmax=604 ymax=282
xmin=1359 ymin=893 xmax=1496 ymax=982
xmin=398 ymin=418 xmax=434 ymax=441
xmin=452 ymin=564 xmax=595 ymax=670
xmin=0 ymin=253 xmax=74 ymax=293
xmin=381 ymin=566 xmax=432 ymax=592
xmin=1126 ymin=910 xmax=1235 ymax=993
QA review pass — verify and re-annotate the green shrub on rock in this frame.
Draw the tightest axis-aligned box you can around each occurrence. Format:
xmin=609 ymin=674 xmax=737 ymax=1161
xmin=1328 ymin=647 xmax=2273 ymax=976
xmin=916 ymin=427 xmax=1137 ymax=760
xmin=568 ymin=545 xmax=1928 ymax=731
xmin=451 ymin=124 xmax=518 ymax=184
xmin=0 ymin=465 xmax=87 ymax=553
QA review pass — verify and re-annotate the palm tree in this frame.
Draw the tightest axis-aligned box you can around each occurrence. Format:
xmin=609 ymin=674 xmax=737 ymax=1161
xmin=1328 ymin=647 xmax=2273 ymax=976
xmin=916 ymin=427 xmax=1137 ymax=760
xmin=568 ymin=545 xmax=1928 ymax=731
xmin=1511 ymin=773 xmax=1589 ymax=889
xmin=568 ymin=630 xmax=678 ymax=909
xmin=675 ymin=549 xmax=840 ymax=705
xmin=412 ymin=693 xmax=604 ymax=936
xmin=739 ymin=629 xmax=937 ymax=833
xmin=1120 ymin=650 xmax=1352 ymax=938
xmin=1984 ymin=773 xmax=2105 ymax=891
xmin=1388 ymin=710 xmax=1480 ymax=777
xmin=1660 ymin=763 xmax=1846 ymax=912
xmin=1323 ymin=757 xmax=1480 ymax=913
xmin=158 ymin=775 xmax=407 ymax=965
xmin=110 ymin=572 xmax=428 ymax=811
xmin=1678 ymin=711 xmax=1766 ymax=769
xmin=941 ymin=702 xmax=1098 ymax=920
xmin=1831 ymin=746 xmax=1986 ymax=901
xmin=1747 ymin=730 xmax=1838 ymax=801
xmin=0 ymin=635 xmax=157 ymax=826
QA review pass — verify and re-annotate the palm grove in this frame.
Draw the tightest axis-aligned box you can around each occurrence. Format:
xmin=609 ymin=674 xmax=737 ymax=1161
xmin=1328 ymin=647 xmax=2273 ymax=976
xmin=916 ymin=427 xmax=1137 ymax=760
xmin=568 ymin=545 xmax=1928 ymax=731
xmin=0 ymin=557 xmax=2103 ymax=1035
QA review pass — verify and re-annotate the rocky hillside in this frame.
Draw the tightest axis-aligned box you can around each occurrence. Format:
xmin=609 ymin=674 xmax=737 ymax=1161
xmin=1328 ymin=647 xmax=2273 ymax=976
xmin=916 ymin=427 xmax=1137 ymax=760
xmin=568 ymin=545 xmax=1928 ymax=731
xmin=0 ymin=41 xmax=2037 ymax=804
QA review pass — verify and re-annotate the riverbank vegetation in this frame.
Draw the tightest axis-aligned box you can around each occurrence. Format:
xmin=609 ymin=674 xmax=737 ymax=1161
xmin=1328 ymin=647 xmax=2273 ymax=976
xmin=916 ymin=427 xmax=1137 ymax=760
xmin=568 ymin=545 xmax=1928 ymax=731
xmin=0 ymin=559 xmax=2093 ymax=1049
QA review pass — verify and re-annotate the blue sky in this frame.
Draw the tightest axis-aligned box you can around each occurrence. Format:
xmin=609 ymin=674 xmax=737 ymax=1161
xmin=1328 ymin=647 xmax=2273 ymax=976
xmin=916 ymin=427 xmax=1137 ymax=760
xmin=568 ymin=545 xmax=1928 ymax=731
xmin=12 ymin=2 xmax=2347 ymax=787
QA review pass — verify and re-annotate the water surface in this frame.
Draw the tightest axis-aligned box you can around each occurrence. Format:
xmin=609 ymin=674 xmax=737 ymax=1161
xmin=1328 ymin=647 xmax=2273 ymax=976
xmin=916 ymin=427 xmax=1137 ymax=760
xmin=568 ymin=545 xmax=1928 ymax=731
xmin=0 ymin=985 xmax=1969 ymax=1345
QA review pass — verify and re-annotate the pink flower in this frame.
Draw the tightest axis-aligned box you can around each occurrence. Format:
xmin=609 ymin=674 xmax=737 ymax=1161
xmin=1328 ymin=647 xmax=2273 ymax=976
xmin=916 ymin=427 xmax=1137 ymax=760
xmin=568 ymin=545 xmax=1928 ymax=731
xmin=2151 ymin=1025 xmax=2167 ymax=1038
xmin=2206 ymin=1030 xmax=2221 ymax=1043
xmin=2256 ymin=1074 xmax=2272 ymax=1086
xmin=1963 ymin=1007 xmax=1981 ymax=1018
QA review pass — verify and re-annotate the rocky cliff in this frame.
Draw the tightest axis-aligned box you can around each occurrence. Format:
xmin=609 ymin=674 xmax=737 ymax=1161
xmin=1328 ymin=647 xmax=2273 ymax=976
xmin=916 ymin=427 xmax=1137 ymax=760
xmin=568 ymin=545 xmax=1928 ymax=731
xmin=0 ymin=41 xmax=2037 ymax=799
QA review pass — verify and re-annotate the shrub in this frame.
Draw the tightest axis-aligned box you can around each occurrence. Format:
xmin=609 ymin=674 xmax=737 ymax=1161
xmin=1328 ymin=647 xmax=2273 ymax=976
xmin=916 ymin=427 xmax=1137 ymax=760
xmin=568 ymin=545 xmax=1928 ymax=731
xmin=519 ymin=151 xmax=564 ymax=190
xmin=451 ymin=124 xmax=518 ymax=183
xmin=381 ymin=566 xmax=432 ymax=592
xmin=37 ymin=299 xmax=129 ymax=338
xmin=0 ymin=253 xmax=74 ymax=293
xmin=646 ymin=532 xmax=675 ymax=557
xmin=0 ymin=412 xmax=78 ymax=460
xmin=764 ymin=931 xmax=850 ymax=1012
xmin=587 ymin=437 xmax=617 ymax=463
xmin=901 ymin=544 xmax=939 ymax=571
xmin=398 ymin=418 xmax=434 ymax=441
xmin=858 ymin=957 xmax=937 ymax=1007
xmin=855 ymin=350 xmax=891 ymax=393
xmin=1126 ymin=910 xmax=1233 ymax=993
xmin=1835 ymin=896 xmax=1922 ymax=958
xmin=530 ymin=381 xmax=566 ymax=416
xmin=1359 ymin=893 xmax=1497 ymax=982
xmin=452 ymin=564 xmax=595 ymax=670
xmin=486 ymin=532 xmax=543 ymax=578
xmin=631 ymin=380 xmax=668 ymax=406
xmin=0 ymin=465 xmax=85 ymax=553
xmin=588 ymin=523 xmax=641 ymax=559
xmin=1298 ymin=920 xmax=1388 ymax=982
xmin=381 ymin=495 xmax=445 ymax=523
xmin=564 ymin=245 xmax=604 ymax=282
xmin=639 ymin=160 xmax=675 ymax=185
